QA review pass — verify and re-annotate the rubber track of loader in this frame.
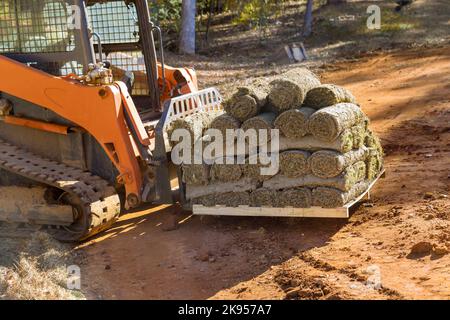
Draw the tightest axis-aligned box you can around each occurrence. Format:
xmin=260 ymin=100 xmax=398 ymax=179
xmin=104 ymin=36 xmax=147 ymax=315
xmin=0 ymin=139 xmax=121 ymax=241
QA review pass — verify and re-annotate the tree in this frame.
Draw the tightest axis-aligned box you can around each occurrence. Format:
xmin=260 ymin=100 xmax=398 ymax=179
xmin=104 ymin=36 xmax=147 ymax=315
xmin=205 ymin=0 xmax=215 ymax=42
xmin=179 ymin=0 xmax=196 ymax=54
xmin=303 ymin=0 xmax=313 ymax=37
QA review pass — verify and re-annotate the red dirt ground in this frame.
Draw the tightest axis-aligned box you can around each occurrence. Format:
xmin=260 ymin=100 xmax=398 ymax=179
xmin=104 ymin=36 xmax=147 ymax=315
xmin=79 ymin=45 xmax=450 ymax=300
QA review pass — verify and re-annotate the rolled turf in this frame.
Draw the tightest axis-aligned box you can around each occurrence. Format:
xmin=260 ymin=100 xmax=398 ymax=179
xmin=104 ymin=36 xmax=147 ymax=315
xmin=309 ymin=147 xmax=368 ymax=179
xmin=278 ymin=188 xmax=312 ymax=208
xmin=186 ymin=177 xmax=258 ymax=199
xmin=197 ymin=134 xmax=258 ymax=163
xmin=274 ymin=107 xmax=316 ymax=139
xmin=366 ymin=148 xmax=384 ymax=180
xmin=365 ymin=129 xmax=384 ymax=156
xmin=264 ymin=161 xmax=367 ymax=192
xmin=192 ymin=194 xmax=216 ymax=207
xmin=351 ymin=124 xmax=366 ymax=149
xmin=277 ymin=129 xmax=355 ymax=153
xmin=185 ymin=77 xmax=384 ymax=210
xmin=364 ymin=129 xmax=384 ymax=180
xmin=182 ymin=164 xmax=210 ymax=185
xmin=167 ymin=111 xmax=222 ymax=147
xmin=312 ymin=180 xmax=370 ymax=208
xmin=192 ymin=192 xmax=260 ymax=207
xmin=224 ymin=82 xmax=269 ymax=122
xmin=251 ymin=188 xmax=278 ymax=207
xmin=210 ymin=156 xmax=243 ymax=182
xmin=280 ymin=150 xmax=311 ymax=178
xmin=242 ymin=154 xmax=278 ymax=181
xmin=210 ymin=114 xmax=241 ymax=137
xmin=308 ymin=103 xmax=365 ymax=142
xmin=303 ymin=84 xmax=356 ymax=110
xmin=215 ymin=191 xmax=251 ymax=207
xmin=241 ymin=112 xmax=277 ymax=140
xmin=268 ymin=68 xmax=321 ymax=113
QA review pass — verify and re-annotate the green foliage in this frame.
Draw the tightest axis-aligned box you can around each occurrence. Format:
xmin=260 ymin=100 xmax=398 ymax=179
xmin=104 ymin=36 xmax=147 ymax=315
xmin=233 ymin=0 xmax=268 ymax=27
xmin=146 ymin=0 xmax=300 ymax=39
xmin=149 ymin=0 xmax=183 ymax=32
xmin=231 ymin=0 xmax=284 ymax=38
xmin=377 ymin=8 xmax=417 ymax=33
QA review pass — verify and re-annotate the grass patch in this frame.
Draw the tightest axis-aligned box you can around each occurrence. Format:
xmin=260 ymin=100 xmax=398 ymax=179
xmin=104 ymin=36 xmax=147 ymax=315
xmin=0 ymin=232 xmax=84 ymax=300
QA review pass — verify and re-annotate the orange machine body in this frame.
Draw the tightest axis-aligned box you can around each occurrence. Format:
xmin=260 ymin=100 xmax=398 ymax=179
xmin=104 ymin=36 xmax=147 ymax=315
xmin=0 ymin=55 xmax=147 ymax=206
xmin=157 ymin=64 xmax=198 ymax=104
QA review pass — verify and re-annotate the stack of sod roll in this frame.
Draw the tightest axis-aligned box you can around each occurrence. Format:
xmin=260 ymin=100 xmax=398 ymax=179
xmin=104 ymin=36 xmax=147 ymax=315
xmin=168 ymin=68 xmax=384 ymax=208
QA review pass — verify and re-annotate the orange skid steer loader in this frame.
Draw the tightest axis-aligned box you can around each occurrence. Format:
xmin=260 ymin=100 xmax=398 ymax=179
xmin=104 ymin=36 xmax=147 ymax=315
xmin=0 ymin=0 xmax=222 ymax=241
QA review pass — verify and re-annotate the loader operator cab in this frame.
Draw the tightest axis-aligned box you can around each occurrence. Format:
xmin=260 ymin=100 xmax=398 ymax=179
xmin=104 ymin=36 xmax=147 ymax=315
xmin=0 ymin=0 xmax=198 ymax=118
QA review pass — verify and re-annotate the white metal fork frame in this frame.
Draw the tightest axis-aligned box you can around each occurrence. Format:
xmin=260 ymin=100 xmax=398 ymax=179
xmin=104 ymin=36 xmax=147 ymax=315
xmin=162 ymin=87 xmax=223 ymax=124
xmin=152 ymin=87 xmax=224 ymax=204
xmin=157 ymin=87 xmax=224 ymax=151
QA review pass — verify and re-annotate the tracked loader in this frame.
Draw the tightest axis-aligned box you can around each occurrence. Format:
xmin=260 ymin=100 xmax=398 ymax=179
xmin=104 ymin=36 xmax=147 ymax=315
xmin=0 ymin=0 xmax=222 ymax=241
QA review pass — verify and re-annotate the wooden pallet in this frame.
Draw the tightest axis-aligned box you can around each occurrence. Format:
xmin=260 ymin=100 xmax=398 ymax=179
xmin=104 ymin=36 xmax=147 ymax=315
xmin=193 ymin=170 xmax=385 ymax=219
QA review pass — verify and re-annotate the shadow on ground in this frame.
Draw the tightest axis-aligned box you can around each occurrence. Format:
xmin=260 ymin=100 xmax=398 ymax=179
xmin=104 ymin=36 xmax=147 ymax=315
xmin=79 ymin=204 xmax=347 ymax=299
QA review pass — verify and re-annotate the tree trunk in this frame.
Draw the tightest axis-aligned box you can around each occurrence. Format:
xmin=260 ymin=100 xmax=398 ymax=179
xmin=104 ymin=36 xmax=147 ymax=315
xmin=303 ymin=0 xmax=314 ymax=37
xmin=180 ymin=0 xmax=196 ymax=54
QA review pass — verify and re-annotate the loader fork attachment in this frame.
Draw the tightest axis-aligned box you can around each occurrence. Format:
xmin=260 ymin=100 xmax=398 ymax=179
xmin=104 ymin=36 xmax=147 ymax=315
xmin=152 ymin=88 xmax=223 ymax=205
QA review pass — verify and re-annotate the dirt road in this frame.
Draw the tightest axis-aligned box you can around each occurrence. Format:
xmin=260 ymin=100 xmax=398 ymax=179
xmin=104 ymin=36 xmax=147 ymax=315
xmin=79 ymin=46 xmax=450 ymax=300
